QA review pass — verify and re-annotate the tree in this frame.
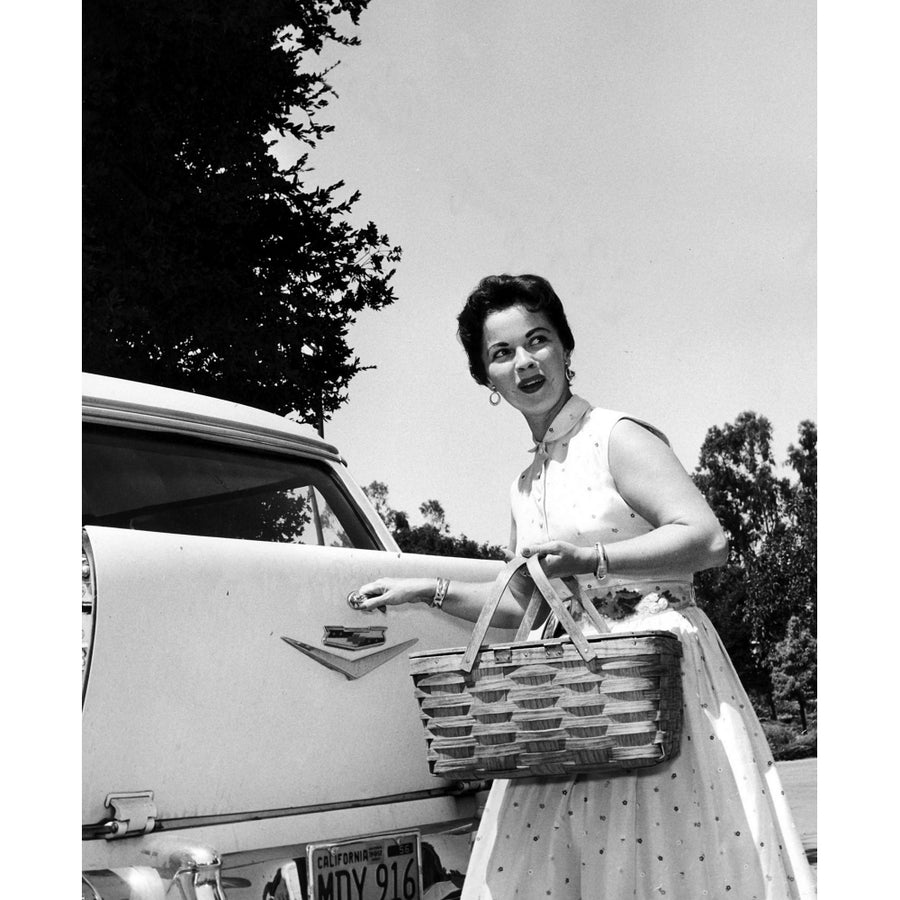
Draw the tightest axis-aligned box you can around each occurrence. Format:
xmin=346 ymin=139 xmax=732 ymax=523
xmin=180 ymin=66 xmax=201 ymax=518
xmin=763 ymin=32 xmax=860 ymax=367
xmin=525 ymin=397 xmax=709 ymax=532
xmin=693 ymin=565 xmax=775 ymax=712
xmin=83 ymin=0 xmax=400 ymax=423
xmin=362 ymin=480 xmax=397 ymax=530
xmin=692 ymin=413 xmax=817 ymax=720
xmin=419 ymin=500 xmax=448 ymax=532
xmin=787 ymin=420 xmax=817 ymax=495
xmin=692 ymin=411 xmax=789 ymax=561
xmin=770 ymin=616 xmax=817 ymax=731
xmin=742 ymin=420 xmax=817 ymax=664
xmin=362 ymin=483 xmax=506 ymax=561
xmin=692 ymin=412 xmax=787 ymax=710
xmin=782 ymin=419 xmax=817 ymax=637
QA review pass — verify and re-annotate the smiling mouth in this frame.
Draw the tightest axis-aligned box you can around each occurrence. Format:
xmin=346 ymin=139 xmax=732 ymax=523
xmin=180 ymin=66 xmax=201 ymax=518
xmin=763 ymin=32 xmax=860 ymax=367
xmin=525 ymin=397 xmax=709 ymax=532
xmin=519 ymin=376 xmax=546 ymax=394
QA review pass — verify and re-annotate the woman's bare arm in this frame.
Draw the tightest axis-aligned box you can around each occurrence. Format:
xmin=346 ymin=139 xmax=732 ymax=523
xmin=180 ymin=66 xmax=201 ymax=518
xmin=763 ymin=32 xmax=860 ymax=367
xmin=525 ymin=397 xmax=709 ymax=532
xmin=353 ymin=572 xmax=530 ymax=628
xmin=354 ymin=512 xmax=530 ymax=626
xmin=521 ymin=419 xmax=729 ymax=578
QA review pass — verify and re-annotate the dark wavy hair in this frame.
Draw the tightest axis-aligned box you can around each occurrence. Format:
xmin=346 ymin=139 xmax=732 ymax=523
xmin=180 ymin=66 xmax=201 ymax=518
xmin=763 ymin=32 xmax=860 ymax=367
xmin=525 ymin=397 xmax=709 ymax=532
xmin=456 ymin=274 xmax=575 ymax=386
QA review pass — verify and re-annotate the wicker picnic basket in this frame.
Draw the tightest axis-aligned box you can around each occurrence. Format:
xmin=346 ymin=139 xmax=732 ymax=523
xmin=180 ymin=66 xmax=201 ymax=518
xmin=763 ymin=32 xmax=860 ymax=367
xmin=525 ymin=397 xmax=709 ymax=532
xmin=409 ymin=556 xmax=683 ymax=779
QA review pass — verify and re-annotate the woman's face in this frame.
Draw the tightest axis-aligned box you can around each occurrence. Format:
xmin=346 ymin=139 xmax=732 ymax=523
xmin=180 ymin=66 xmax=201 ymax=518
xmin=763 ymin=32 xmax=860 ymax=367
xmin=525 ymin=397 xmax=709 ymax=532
xmin=481 ymin=304 xmax=571 ymax=437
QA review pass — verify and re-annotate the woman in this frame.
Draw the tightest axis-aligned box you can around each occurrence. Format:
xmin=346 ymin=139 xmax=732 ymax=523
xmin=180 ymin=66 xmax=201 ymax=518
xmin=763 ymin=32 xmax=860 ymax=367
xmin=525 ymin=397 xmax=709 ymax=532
xmin=355 ymin=274 xmax=815 ymax=899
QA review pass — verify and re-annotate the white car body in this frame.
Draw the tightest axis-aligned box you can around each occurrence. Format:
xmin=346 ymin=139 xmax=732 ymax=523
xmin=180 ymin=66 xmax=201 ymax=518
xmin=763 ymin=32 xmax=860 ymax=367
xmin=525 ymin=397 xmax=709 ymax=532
xmin=82 ymin=373 xmax=511 ymax=899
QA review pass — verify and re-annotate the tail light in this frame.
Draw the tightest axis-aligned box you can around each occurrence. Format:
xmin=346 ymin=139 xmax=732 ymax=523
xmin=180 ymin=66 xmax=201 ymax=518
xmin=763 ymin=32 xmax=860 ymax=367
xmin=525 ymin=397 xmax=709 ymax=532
xmin=82 ymin=531 xmax=96 ymax=700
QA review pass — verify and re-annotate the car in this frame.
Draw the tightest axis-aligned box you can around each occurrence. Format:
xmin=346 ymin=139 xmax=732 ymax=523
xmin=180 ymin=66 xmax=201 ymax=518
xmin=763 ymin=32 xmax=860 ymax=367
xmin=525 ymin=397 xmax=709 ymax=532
xmin=81 ymin=373 xmax=513 ymax=900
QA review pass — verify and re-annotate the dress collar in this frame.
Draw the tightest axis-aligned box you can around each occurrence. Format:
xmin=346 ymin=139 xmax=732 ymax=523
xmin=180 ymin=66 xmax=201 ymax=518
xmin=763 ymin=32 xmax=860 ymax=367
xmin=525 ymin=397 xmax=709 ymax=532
xmin=530 ymin=394 xmax=592 ymax=457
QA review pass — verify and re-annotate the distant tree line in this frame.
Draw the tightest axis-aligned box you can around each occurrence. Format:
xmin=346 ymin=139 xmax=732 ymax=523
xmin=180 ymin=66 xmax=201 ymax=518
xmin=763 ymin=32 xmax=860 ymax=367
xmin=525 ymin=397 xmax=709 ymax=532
xmin=365 ymin=412 xmax=817 ymax=727
xmin=361 ymin=483 xmax=507 ymax=561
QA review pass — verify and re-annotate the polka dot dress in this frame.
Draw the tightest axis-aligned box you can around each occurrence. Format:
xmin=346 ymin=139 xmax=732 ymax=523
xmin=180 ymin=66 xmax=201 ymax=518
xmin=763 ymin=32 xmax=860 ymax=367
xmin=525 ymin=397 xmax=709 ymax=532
xmin=460 ymin=399 xmax=816 ymax=899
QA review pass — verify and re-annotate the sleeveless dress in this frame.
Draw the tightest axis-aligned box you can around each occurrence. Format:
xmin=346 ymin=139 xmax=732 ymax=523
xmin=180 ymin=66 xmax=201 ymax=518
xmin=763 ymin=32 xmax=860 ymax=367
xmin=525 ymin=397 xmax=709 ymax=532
xmin=460 ymin=396 xmax=816 ymax=900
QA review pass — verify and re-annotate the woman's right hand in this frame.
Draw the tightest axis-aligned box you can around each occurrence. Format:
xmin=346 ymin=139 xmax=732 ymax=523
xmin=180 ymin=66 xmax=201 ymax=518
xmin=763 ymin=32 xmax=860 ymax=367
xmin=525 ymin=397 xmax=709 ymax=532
xmin=351 ymin=577 xmax=436 ymax=611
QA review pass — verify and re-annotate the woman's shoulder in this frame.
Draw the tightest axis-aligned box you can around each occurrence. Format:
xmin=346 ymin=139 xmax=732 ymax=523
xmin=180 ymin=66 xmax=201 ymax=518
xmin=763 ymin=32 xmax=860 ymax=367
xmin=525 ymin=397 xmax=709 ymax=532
xmin=581 ymin=405 xmax=670 ymax=447
xmin=583 ymin=404 xmax=627 ymax=431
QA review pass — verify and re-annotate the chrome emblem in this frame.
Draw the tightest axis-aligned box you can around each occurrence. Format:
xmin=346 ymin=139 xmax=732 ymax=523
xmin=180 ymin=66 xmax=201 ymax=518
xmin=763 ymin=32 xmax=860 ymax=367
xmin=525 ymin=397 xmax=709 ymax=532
xmin=281 ymin=635 xmax=418 ymax=681
xmin=322 ymin=625 xmax=386 ymax=650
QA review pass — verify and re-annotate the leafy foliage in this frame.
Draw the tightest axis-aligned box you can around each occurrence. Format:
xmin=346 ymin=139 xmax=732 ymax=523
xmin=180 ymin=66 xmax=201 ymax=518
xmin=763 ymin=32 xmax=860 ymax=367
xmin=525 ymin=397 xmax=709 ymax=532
xmin=83 ymin=0 xmax=400 ymax=422
xmin=693 ymin=414 xmax=817 ymax=720
xmin=692 ymin=411 xmax=790 ymax=561
xmin=362 ymin=480 xmax=397 ymax=530
xmin=419 ymin=500 xmax=449 ymax=531
xmin=362 ymin=483 xmax=506 ymax=561
xmin=770 ymin=616 xmax=817 ymax=731
xmin=693 ymin=566 xmax=774 ymax=708
xmin=743 ymin=421 xmax=816 ymax=676
xmin=761 ymin=718 xmax=817 ymax=761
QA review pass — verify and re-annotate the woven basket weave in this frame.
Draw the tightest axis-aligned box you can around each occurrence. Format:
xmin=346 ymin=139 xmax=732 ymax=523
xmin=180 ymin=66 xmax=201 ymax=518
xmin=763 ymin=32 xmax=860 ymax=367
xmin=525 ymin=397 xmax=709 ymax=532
xmin=409 ymin=557 xmax=683 ymax=779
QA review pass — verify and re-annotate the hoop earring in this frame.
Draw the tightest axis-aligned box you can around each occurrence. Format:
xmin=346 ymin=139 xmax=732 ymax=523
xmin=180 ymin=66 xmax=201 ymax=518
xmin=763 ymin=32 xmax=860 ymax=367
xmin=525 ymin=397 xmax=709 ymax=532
xmin=489 ymin=388 xmax=501 ymax=406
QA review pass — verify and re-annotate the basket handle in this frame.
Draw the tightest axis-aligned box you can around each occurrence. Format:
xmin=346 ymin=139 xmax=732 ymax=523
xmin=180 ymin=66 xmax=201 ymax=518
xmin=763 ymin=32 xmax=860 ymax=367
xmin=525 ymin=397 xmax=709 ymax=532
xmin=459 ymin=558 xmax=531 ymax=672
xmin=523 ymin=556 xmax=598 ymax=663
xmin=512 ymin=575 xmax=583 ymax=642
xmin=458 ymin=556 xmax=599 ymax=674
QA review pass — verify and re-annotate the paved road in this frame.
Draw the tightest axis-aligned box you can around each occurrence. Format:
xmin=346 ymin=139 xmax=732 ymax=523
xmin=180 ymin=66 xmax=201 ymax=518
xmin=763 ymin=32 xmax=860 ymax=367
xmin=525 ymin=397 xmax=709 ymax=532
xmin=777 ymin=758 xmax=817 ymax=866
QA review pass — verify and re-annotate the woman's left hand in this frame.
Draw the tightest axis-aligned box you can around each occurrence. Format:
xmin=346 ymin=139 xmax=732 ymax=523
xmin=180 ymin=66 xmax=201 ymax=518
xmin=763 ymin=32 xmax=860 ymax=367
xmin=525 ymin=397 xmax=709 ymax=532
xmin=520 ymin=540 xmax=595 ymax=579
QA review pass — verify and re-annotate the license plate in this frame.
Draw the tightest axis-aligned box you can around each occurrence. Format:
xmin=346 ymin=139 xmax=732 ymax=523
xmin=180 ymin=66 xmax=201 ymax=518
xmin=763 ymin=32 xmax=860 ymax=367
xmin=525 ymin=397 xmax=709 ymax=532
xmin=307 ymin=832 xmax=421 ymax=900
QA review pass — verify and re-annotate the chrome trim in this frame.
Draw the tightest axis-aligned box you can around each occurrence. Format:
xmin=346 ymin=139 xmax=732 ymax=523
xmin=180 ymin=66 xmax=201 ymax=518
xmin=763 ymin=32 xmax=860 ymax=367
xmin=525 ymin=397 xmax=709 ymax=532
xmin=170 ymin=843 xmax=226 ymax=900
xmin=322 ymin=625 xmax=387 ymax=650
xmin=84 ymin=837 xmax=227 ymax=900
xmin=81 ymin=530 xmax=98 ymax=706
xmin=82 ymin=783 xmax=486 ymax=841
xmin=82 ymin=399 xmax=342 ymax=463
xmin=281 ymin=636 xmax=418 ymax=681
xmin=103 ymin=791 xmax=158 ymax=839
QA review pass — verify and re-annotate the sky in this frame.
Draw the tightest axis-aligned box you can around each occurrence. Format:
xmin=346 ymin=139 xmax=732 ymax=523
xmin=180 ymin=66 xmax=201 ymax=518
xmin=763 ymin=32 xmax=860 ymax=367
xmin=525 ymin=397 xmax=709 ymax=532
xmin=274 ymin=0 xmax=817 ymax=546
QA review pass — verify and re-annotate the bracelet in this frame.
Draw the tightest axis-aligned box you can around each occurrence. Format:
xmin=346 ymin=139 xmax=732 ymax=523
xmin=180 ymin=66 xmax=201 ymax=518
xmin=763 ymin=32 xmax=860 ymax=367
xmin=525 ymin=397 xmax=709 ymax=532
xmin=594 ymin=542 xmax=609 ymax=581
xmin=432 ymin=577 xmax=450 ymax=609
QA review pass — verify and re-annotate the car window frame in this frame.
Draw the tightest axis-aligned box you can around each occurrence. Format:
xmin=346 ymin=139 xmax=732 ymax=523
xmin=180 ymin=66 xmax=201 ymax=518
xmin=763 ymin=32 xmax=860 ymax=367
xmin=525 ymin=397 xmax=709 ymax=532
xmin=81 ymin=418 xmax=389 ymax=552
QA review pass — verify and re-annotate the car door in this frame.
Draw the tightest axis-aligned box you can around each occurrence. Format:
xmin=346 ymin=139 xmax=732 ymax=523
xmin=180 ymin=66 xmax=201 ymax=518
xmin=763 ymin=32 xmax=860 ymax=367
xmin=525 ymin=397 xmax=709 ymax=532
xmin=82 ymin=526 xmax=509 ymax=833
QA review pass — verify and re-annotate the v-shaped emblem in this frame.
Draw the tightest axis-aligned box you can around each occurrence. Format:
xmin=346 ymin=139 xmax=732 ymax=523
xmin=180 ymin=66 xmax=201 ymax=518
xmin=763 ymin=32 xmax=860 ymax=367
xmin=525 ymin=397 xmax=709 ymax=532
xmin=281 ymin=635 xmax=419 ymax=681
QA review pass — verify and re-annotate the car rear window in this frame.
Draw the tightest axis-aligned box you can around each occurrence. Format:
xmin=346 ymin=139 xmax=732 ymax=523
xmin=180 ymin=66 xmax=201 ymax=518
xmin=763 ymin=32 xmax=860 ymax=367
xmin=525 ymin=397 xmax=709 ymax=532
xmin=82 ymin=424 xmax=379 ymax=549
